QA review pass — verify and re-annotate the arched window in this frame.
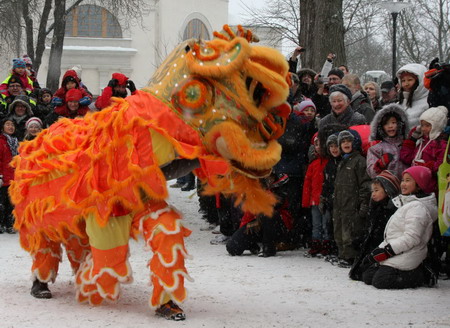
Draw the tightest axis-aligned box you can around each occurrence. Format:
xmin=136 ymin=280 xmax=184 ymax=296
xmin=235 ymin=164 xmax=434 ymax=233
xmin=65 ymin=5 xmax=122 ymax=38
xmin=182 ymin=18 xmax=210 ymax=41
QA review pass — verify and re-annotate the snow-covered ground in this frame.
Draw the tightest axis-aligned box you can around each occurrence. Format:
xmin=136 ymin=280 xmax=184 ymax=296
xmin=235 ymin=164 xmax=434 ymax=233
xmin=1 ymin=187 xmax=450 ymax=328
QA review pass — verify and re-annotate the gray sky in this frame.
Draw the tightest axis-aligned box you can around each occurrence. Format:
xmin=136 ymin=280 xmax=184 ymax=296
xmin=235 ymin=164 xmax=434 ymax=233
xmin=228 ymin=0 xmax=266 ymax=24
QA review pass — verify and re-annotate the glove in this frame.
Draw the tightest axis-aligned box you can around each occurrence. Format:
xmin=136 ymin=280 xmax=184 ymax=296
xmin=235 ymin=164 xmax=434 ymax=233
xmin=108 ymin=78 xmax=118 ymax=88
xmin=374 ymin=153 xmax=394 ymax=173
xmin=367 ymin=244 xmax=395 ymax=263
xmin=410 ymin=126 xmax=422 ymax=141
xmin=51 ymin=97 xmax=63 ymax=106
xmin=79 ymin=96 xmax=91 ymax=106
xmin=127 ymin=80 xmax=136 ymax=93
xmin=429 ymin=57 xmax=439 ymax=70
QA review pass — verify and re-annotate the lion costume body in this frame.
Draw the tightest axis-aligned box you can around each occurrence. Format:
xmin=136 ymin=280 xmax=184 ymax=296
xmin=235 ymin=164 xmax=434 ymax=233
xmin=10 ymin=26 xmax=290 ymax=313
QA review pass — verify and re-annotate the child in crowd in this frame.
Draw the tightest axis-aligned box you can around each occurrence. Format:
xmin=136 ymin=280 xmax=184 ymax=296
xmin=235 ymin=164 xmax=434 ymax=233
xmin=34 ymin=88 xmax=54 ymax=121
xmin=396 ymin=63 xmax=429 ymax=127
xmin=0 ymin=58 xmax=34 ymax=96
xmin=45 ymin=89 xmax=90 ymax=127
xmin=302 ymin=136 xmax=329 ymax=257
xmin=319 ymin=133 xmax=341 ymax=258
xmin=0 ymin=118 xmax=19 ymax=233
xmin=294 ymin=98 xmax=319 ymax=163
xmin=400 ymin=106 xmax=448 ymax=190
xmin=349 ymin=170 xmax=400 ymax=280
xmin=362 ymin=166 xmax=437 ymax=289
xmin=333 ymin=129 xmax=371 ymax=268
xmin=367 ymin=104 xmax=409 ymax=179
xmin=23 ymin=117 xmax=43 ymax=141
xmin=6 ymin=95 xmax=34 ymax=141
xmin=52 ymin=69 xmax=92 ymax=109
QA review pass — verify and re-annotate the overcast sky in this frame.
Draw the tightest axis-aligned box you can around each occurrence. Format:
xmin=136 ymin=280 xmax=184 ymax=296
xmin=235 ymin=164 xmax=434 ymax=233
xmin=228 ymin=0 xmax=266 ymax=24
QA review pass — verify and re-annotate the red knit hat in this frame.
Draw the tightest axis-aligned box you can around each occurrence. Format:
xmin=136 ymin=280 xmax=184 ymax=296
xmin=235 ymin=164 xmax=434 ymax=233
xmin=403 ymin=166 xmax=433 ymax=193
xmin=112 ymin=73 xmax=128 ymax=86
xmin=66 ymin=88 xmax=83 ymax=102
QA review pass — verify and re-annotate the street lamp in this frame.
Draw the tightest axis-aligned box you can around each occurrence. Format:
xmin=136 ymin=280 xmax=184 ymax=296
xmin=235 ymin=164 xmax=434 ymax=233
xmin=376 ymin=1 xmax=413 ymax=79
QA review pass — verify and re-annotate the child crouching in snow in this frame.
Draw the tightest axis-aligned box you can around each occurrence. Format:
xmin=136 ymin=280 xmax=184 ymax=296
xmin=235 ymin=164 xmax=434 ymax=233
xmin=349 ymin=170 xmax=400 ymax=280
xmin=362 ymin=166 xmax=437 ymax=289
xmin=226 ymin=173 xmax=292 ymax=257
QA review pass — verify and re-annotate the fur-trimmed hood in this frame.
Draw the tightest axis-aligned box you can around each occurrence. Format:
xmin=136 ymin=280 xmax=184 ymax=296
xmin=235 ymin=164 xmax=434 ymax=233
xmin=396 ymin=63 xmax=429 ymax=102
xmin=370 ymin=103 xmax=409 ymax=141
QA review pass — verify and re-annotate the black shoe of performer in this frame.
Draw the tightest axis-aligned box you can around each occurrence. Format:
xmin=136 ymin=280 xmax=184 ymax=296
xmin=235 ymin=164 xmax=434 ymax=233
xmin=31 ymin=279 xmax=52 ymax=299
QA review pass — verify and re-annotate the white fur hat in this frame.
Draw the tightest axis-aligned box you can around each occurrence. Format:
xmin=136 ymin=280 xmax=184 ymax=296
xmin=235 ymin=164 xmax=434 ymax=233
xmin=419 ymin=106 xmax=448 ymax=140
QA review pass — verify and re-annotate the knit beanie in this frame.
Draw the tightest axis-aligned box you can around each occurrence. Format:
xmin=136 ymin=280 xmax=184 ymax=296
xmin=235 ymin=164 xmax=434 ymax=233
xmin=25 ymin=117 xmax=43 ymax=130
xmin=374 ymin=170 xmax=400 ymax=199
xmin=419 ymin=106 xmax=448 ymax=140
xmin=66 ymin=89 xmax=83 ymax=102
xmin=295 ymin=98 xmax=316 ymax=112
xmin=403 ymin=166 xmax=433 ymax=194
xmin=112 ymin=73 xmax=129 ymax=86
xmin=329 ymin=84 xmax=352 ymax=102
xmin=328 ymin=68 xmax=344 ymax=79
xmin=12 ymin=58 xmax=26 ymax=69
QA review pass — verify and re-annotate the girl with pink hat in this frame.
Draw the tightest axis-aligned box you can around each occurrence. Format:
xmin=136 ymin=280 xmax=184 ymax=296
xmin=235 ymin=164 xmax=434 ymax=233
xmin=362 ymin=166 xmax=437 ymax=289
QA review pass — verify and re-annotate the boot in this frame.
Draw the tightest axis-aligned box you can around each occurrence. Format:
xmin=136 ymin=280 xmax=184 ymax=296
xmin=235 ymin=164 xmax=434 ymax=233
xmin=259 ymin=244 xmax=276 ymax=257
xmin=155 ymin=300 xmax=186 ymax=321
xmin=30 ymin=279 xmax=52 ymax=299
xmin=306 ymin=239 xmax=322 ymax=257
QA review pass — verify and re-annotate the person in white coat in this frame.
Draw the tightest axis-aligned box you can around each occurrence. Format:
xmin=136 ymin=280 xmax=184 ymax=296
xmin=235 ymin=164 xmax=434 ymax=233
xmin=362 ymin=166 xmax=437 ymax=289
xmin=396 ymin=63 xmax=429 ymax=128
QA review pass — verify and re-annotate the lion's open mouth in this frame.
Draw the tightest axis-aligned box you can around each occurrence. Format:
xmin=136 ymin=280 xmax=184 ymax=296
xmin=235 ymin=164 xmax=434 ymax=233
xmin=230 ymin=159 xmax=272 ymax=178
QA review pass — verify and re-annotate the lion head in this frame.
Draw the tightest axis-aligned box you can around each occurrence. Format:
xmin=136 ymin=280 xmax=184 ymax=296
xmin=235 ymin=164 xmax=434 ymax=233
xmin=143 ymin=25 xmax=291 ymax=181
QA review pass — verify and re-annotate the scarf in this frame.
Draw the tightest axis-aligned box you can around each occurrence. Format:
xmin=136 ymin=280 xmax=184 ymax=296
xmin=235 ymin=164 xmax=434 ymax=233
xmin=3 ymin=133 xmax=19 ymax=157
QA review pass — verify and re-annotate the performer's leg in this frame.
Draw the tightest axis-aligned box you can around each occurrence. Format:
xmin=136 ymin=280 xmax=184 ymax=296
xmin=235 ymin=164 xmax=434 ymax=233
xmin=75 ymin=213 xmax=133 ymax=305
xmin=138 ymin=200 xmax=192 ymax=320
xmin=30 ymin=235 xmax=62 ymax=299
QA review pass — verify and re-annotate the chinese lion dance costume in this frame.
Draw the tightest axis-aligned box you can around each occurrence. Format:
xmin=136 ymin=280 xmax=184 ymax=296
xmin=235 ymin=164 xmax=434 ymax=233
xmin=10 ymin=26 xmax=290 ymax=320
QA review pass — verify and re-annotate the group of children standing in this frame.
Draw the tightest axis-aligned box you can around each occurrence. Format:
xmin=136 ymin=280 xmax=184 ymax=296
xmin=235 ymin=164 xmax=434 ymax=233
xmin=300 ymin=99 xmax=447 ymax=289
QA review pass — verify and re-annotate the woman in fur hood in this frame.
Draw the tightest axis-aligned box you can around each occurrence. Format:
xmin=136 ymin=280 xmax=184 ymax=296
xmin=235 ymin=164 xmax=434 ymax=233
xmin=366 ymin=103 xmax=409 ymax=179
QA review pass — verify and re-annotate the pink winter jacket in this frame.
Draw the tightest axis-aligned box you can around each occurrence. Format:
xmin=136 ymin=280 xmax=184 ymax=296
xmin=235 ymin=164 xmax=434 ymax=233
xmin=302 ymin=157 xmax=328 ymax=208
xmin=400 ymin=135 xmax=447 ymax=174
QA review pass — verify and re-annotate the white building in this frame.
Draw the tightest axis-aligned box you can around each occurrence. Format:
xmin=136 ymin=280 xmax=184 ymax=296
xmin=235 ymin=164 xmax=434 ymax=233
xmin=37 ymin=0 xmax=229 ymax=95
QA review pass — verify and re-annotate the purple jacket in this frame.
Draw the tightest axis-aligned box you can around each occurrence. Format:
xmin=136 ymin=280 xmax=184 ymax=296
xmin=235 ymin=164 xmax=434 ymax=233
xmin=367 ymin=136 xmax=407 ymax=179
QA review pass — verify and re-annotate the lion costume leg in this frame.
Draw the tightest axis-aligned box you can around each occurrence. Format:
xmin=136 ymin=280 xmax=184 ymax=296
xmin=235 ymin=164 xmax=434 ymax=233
xmin=31 ymin=235 xmax=62 ymax=283
xmin=138 ymin=200 xmax=192 ymax=311
xmin=75 ymin=214 xmax=133 ymax=305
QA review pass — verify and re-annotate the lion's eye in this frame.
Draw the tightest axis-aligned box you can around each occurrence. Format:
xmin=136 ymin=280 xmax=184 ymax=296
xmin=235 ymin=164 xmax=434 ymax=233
xmin=245 ymin=77 xmax=267 ymax=108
